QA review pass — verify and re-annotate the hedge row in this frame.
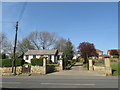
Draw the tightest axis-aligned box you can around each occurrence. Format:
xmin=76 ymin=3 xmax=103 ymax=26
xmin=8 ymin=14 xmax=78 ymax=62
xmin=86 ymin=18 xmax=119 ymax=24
xmin=31 ymin=58 xmax=43 ymax=66
xmin=0 ymin=58 xmax=25 ymax=67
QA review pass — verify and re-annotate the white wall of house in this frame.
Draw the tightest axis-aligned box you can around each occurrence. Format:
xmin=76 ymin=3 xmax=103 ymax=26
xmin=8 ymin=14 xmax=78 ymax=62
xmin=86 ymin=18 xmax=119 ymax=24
xmin=51 ymin=55 xmax=55 ymax=62
xmin=24 ymin=55 xmax=33 ymax=63
xmin=24 ymin=55 xmax=57 ymax=63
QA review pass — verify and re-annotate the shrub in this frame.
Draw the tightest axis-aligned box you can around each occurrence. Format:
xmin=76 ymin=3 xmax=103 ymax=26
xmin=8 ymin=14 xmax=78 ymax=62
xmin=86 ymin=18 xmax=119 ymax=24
xmin=80 ymin=58 xmax=84 ymax=63
xmin=83 ymin=63 xmax=88 ymax=68
xmin=0 ymin=58 xmax=25 ymax=67
xmin=65 ymin=64 xmax=72 ymax=70
xmin=31 ymin=58 xmax=43 ymax=66
xmin=112 ymin=55 xmax=119 ymax=58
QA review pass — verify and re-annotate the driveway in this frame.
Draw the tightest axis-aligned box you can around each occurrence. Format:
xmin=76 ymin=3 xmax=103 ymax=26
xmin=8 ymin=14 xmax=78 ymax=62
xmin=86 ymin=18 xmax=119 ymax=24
xmin=47 ymin=63 xmax=105 ymax=76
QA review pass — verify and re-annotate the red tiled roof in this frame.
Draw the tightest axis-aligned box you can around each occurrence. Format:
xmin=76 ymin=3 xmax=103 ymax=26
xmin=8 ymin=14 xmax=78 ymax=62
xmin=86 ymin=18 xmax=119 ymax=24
xmin=99 ymin=54 xmax=107 ymax=57
xmin=108 ymin=49 xmax=120 ymax=52
xmin=96 ymin=49 xmax=103 ymax=52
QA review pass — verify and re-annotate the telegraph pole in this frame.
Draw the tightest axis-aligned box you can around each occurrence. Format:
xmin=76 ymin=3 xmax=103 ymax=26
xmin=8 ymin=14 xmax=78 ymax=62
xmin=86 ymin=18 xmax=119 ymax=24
xmin=12 ymin=21 xmax=18 ymax=74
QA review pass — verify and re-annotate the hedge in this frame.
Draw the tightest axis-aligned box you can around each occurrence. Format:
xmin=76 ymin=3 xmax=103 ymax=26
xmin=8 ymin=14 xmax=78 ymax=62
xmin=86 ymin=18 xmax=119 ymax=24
xmin=112 ymin=55 xmax=119 ymax=58
xmin=31 ymin=58 xmax=43 ymax=66
xmin=0 ymin=58 xmax=25 ymax=67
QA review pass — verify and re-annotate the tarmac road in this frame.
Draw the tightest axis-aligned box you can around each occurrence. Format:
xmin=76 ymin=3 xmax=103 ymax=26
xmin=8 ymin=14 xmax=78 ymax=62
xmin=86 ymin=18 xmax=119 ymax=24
xmin=1 ymin=74 xmax=118 ymax=88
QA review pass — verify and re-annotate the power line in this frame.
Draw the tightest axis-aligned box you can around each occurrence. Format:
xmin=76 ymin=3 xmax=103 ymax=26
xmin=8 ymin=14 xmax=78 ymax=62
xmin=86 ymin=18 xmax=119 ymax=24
xmin=18 ymin=28 xmax=26 ymax=39
xmin=0 ymin=21 xmax=16 ymax=23
xmin=18 ymin=2 xmax=27 ymax=22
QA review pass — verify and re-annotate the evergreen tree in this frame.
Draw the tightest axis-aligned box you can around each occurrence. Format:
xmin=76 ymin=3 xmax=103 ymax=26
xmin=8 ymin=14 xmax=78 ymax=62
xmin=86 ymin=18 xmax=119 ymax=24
xmin=63 ymin=39 xmax=74 ymax=60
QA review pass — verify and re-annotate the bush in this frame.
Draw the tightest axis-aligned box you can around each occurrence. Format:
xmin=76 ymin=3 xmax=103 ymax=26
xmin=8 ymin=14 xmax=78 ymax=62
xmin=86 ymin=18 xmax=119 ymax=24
xmin=0 ymin=58 xmax=25 ymax=67
xmin=65 ymin=64 xmax=72 ymax=70
xmin=112 ymin=55 xmax=119 ymax=58
xmin=31 ymin=58 xmax=43 ymax=66
xmin=83 ymin=63 xmax=88 ymax=68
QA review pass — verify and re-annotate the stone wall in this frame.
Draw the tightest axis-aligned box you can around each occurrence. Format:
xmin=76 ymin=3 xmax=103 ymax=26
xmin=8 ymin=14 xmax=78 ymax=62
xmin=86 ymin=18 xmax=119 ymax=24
xmin=93 ymin=66 xmax=106 ymax=74
xmin=30 ymin=66 xmax=44 ymax=74
xmin=0 ymin=66 xmax=22 ymax=76
xmin=54 ymin=65 xmax=61 ymax=71
xmin=89 ymin=58 xmax=112 ymax=76
xmin=110 ymin=58 xmax=119 ymax=62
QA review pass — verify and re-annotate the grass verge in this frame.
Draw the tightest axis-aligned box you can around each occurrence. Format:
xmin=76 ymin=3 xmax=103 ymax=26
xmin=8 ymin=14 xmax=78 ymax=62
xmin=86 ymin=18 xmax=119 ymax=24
xmin=110 ymin=62 xmax=120 ymax=76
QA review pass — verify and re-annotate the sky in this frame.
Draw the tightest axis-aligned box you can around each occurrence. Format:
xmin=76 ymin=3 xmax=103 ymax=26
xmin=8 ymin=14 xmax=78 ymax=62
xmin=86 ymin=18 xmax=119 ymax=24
xmin=1 ymin=2 xmax=118 ymax=54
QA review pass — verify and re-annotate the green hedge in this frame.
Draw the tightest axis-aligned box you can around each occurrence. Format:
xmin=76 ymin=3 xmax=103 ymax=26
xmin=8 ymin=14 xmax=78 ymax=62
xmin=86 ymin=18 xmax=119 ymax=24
xmin=112 ymin=55 xmax=119 ymax=58
xmin=0 ymin=58 xmax=25 ymax=67
xmin=31 ymin=58 xmax=43 ymax=66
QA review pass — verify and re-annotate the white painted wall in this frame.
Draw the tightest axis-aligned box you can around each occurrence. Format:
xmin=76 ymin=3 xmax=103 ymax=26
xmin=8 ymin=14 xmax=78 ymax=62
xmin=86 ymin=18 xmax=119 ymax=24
xmin=51 ymin=55 xmax=55 ymax=62
xmin=24 ymin=55 xmax=33 ymax=63
xmin=24 ymin=55 xmax=56 ymax=63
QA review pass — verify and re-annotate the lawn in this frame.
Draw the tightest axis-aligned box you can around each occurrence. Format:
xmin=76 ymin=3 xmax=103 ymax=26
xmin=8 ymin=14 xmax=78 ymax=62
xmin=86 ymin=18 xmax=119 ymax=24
xmin=110 ymin=62 xmax=120 ymax=76
xmin=94 ymin=62 xmax=104 ymax=66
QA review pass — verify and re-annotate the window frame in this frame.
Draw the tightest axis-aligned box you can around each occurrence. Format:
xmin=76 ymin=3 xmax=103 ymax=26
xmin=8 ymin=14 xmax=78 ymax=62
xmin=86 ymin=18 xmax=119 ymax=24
xmin=26 ymin=55 xmax=29 ymax=60
xmin=33 ymin=55 xmax=36 ymax=58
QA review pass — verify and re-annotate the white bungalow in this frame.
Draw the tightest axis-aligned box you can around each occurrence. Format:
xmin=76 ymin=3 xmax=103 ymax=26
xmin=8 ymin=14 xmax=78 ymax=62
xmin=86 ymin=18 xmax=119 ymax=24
xmin=23 ymin=49 xmax=63 ymax=63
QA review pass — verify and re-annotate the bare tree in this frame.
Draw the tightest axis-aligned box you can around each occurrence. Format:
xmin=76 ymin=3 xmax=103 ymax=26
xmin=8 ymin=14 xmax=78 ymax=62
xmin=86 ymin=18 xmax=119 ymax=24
xmin=54 ymin=37 xmax=67 ymax=52
xmin=38 ymin=32 xmax=57 ymax=49
xmin=28 ymin=31 xmax=40 ymax=49
xmin=17 ymin=37 xmax=35 ymax=56
xmin=0 ymin=32 xmax=14 ymax=58
xmin=28 ymin=31 xmax=57 ymax=49
xmin=0 ymin=32 xmax=7 ymax=49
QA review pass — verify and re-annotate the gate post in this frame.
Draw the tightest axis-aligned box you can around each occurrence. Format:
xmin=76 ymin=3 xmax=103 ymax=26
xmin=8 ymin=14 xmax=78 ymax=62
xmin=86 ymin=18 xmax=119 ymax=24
xmin=59 ymin=58 xmax=63 ymax=71
xmin=104 ymin=58 xmax=112 ymax=76
xmin=89 ymin=59 xmax=93 ymax=71
xmin=43 ymin=57 xmax=47 ymax=74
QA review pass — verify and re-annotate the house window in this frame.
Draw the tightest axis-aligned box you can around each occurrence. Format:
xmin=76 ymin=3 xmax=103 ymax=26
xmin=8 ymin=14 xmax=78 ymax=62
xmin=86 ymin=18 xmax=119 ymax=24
xmin=33 ymin=55 xmax=36 ymax=58
xmin=26 ymin=55 xmax=29 ymax=60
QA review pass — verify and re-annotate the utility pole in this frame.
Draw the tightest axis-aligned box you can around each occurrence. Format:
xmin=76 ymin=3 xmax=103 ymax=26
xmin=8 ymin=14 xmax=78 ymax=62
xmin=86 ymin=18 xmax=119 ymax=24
xmin=12 ymin=21 xmax=18 ymax=74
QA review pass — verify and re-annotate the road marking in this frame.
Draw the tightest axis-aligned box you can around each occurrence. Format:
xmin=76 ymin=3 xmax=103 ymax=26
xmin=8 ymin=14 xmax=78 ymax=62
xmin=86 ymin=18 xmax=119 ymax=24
xmin=1 ymin=82 xmax=21 ymax=84
xmin=40 ymin=83 xmax=96 ymax=86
